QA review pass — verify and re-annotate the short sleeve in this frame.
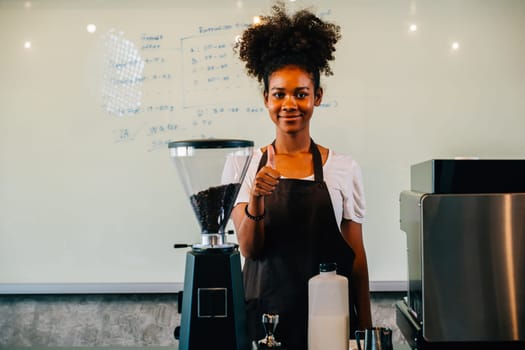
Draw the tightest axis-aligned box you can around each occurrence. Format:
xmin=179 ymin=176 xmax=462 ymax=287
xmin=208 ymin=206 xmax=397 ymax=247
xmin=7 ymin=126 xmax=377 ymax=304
xmin=343 ymin=159 xmax=366 ymax=224
xmin=322 ymin=151 xmax=366 ymax=226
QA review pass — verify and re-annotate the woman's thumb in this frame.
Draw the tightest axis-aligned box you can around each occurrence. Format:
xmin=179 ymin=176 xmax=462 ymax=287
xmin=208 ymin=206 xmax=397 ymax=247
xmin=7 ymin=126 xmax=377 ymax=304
xmin=266 ymin=144 xmax=276 ymax=169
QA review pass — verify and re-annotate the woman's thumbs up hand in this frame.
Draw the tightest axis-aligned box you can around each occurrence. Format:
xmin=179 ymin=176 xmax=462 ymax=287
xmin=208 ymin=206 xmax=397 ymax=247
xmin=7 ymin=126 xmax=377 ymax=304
xmin=251 ymin=145 xmax=280 ymax=198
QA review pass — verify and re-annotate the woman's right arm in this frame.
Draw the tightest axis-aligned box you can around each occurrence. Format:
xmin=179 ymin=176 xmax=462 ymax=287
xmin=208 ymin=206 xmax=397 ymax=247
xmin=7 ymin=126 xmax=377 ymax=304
xmin=231 ymin=146 xmax=280 ymax=258
xmin=231 ymin=197 xmax=265 ymax=258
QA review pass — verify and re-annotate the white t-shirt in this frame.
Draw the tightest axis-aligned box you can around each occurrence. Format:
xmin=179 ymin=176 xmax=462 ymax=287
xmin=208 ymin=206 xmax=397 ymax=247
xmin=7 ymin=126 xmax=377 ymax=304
xmin=234 ymin=149 xmax=366 ymax=228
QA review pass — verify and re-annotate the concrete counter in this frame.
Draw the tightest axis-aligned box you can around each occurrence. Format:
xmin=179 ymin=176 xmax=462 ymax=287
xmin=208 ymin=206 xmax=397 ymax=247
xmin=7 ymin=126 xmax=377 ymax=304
xmin=1 ymin=341 xmax=412 ymax=350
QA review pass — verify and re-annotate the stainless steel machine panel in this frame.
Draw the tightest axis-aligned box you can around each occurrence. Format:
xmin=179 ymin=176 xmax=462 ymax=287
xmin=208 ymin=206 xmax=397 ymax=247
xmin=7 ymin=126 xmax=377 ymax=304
xmin=399 ymin=190 xmax=424 ymax=319
xmin=421 ymin=193 xmax=525 ymax=342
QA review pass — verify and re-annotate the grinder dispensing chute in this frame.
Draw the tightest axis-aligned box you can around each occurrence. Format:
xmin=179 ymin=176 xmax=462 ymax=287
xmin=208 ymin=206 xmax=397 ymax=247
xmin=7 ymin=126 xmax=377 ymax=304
xmin=169 ymin=139 xmax=254 ymax=350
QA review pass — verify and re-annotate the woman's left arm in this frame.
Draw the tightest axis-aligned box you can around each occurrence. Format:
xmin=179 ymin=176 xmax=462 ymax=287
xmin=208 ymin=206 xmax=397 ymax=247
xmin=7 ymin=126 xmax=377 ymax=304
xmin=341 ymin=219 xmax=373 ymax=330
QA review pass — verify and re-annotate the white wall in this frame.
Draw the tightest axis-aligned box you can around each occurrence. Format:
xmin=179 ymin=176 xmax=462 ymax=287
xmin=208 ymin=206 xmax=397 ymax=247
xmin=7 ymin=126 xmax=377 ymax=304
xmin=1 ymin=0 xmax=524 ymax=293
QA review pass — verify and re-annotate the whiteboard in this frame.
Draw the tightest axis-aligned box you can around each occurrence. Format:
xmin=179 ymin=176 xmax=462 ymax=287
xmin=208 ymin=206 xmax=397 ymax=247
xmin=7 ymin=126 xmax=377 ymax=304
xmin=1 ymin=0 xmax=525 ymax=293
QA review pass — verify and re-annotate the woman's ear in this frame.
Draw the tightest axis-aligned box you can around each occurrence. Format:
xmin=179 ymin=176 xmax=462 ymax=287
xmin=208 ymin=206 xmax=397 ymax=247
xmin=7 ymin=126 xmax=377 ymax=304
xmin=263 ymin=90 xmax=269 ymax=107
xmin=314 ymin=87 xmax=324 ymax=106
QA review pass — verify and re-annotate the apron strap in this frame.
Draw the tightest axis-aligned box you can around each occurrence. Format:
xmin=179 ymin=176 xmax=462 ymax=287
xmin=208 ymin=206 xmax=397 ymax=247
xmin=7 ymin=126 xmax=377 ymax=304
xmin=309 ymin=139 xmax=324 ymax=182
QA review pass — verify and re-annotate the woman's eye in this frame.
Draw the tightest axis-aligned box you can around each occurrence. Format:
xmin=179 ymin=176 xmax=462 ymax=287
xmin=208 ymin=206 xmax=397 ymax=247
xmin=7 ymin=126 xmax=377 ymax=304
xmin=273 ymin=93 xmax=285 ymax=98
xmin=296 ymin=93 xmax=307 ymax=99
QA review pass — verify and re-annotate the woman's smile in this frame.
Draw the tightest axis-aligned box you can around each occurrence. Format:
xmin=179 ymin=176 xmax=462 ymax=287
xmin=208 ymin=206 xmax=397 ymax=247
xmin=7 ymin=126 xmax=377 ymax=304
xmin=279 ymin=114 xmax=303 ymax=120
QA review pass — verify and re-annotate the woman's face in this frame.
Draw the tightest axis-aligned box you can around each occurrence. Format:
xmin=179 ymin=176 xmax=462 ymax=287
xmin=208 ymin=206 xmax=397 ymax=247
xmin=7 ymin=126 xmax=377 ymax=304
xmin=264 ymin=65 xmax=323 ymax=136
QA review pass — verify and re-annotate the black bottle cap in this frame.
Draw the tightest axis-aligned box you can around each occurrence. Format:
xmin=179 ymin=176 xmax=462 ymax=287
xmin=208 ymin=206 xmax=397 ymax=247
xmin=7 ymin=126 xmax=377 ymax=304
xmin=319 ymin=262 xmax=337 ymax=272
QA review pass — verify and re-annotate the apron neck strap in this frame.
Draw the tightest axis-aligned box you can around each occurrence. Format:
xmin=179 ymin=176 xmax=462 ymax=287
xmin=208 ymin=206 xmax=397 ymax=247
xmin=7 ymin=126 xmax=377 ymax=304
xmin=259 ymin=139 xmax=324 ymax=181
xmin=309 ymin=139 xmax=324 ymax=182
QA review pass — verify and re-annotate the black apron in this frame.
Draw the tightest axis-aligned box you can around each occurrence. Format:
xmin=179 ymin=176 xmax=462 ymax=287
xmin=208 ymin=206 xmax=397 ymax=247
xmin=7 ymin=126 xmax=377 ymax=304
xmin=243 ymin=139 xmax=357 ymax=350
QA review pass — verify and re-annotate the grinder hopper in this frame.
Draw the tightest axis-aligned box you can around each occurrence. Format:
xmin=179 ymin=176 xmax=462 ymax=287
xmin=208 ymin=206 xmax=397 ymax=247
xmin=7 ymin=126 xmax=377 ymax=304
xmin=169 ymin=139 xmax=253 ymax=248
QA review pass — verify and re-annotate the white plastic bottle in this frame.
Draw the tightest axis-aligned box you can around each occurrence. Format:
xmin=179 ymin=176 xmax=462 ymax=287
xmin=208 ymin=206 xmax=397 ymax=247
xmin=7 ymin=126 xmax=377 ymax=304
xmin=308 ymin=262 xmax=349 ymax=350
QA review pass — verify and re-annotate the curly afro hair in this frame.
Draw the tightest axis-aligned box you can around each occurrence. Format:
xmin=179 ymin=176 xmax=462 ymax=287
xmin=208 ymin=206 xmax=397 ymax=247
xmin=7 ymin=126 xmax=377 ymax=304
xmin=234 ymin=1 xmax=341 ymax=91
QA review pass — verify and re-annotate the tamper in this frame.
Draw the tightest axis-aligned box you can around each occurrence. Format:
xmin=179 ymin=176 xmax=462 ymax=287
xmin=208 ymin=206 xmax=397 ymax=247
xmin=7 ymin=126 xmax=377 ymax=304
xmin=256 ymin=313 xmax=285 ymax=349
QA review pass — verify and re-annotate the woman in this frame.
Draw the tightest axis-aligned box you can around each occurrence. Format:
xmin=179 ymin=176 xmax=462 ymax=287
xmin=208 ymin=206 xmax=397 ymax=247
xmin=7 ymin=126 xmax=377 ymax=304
xmin=231 ymin=3 xmax=372 ymax=349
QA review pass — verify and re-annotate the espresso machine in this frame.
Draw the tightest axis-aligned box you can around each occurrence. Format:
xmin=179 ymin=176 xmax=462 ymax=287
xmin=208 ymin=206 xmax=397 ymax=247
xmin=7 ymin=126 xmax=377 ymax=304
xmin=397 ymin=159 xmax=525 ymax=349
xmin=169 ymin=139 xmax=253 ymax=350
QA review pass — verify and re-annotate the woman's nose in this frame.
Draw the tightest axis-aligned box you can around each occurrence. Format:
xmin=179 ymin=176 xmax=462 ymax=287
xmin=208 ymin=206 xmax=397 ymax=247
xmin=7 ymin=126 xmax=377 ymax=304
xmin=282 ymin=96 xmax=297 ymax=110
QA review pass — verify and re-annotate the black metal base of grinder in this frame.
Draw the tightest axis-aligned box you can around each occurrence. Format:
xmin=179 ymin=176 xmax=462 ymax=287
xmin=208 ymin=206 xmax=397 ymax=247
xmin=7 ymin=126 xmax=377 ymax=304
xmin=177 ymin=246 xmax=249 ymax=350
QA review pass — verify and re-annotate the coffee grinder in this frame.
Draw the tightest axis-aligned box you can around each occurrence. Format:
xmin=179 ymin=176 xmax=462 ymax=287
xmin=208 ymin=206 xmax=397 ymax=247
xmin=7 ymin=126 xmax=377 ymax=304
xmin=169 ymin=139 xmax=253 ymax=350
